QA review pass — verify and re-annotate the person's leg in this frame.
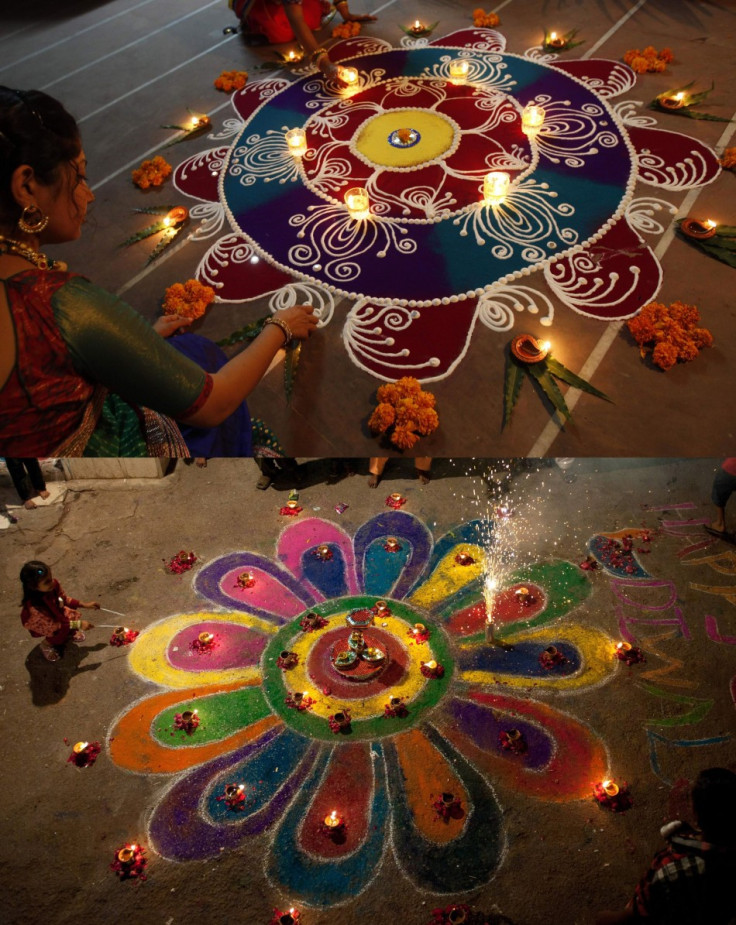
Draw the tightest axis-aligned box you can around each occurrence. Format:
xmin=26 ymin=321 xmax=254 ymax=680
xmin=24 ymin=459 xmax=49 ymax=499
xmin=710 ymin=466 xmax=735 ymax=533
xmin=5 ymin=458 xmax=34 ymax=506
xmin=368 ymin=457 xmax=388 ymax=488
xmin=415 ymin=456 xmax=432 ymax=484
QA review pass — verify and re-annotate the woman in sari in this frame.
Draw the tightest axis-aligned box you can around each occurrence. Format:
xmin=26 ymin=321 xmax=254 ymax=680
xmin=231 ymin=0 xmax=377 ymax=80
xmin=0 ymin=87 xmax=317 ymax=456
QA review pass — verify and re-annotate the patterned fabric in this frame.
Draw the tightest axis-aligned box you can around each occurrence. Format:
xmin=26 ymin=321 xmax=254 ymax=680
xmin=1 ymin=269 xmax=203 ymax=456
xmin=632 ymin=823 xmax=736 ymax=923
xmin=21 ymin=579 xmax=79 ymax=644
xmin=236 ymin=0 xmax=329 ymax=43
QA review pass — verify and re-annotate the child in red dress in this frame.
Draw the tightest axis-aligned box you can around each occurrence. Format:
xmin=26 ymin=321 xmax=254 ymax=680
xmin=20 ymin=560 xmax=99 ymax=662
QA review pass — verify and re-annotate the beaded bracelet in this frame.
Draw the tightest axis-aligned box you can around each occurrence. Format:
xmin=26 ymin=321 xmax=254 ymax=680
xmin=310 ymin=46 xmax=329 ymax=64
xmin=264 ymin=316 xmax=293 ymax=344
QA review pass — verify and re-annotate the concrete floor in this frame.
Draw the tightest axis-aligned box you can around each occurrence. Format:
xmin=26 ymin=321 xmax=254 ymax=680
xmin=1 ymin=457 xmax=734 ymax=924
xmin=2 ymin=1 xmax=735 ymax=457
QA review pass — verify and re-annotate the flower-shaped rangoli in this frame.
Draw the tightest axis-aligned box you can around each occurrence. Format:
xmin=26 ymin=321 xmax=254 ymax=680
xmin=175 ymin=28 xmax=720 ymax=383
xmin=109 ymin=513 xmax=617 ymax=906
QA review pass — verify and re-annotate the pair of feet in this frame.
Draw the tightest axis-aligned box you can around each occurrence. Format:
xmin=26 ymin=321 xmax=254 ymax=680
xmin=40 ymin=630 xmax=85 ymax=662
xmin=23 ymin=489 xmax=50 ymax=510
xmin=368 ymin=468 xmax=431 ymax=488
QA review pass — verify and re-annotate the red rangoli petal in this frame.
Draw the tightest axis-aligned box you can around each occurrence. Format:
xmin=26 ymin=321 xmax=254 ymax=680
xmin=343 ymin=298 xmax=479 ymax=382
xmin=173 ymin=147 xmax=230 ymax=203
xmin=232 ymin=77 xmax=291 ymax=121
xmin=196 ymin=233 xmax=295 ymax=302
xmin=544 ymin=217 xmax=662 ymax=321
xmin=299 ymin=743 xmax=373 ymax=858
xmin=628 ymin=125 xmax=721 ymax=190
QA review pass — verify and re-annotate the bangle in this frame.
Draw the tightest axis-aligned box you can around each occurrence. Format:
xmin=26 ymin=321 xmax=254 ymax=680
xmin=310 ymin=46 xmax=329 ymax=64
xmin=335 ymin=1 xmax=348 ymax=7
xmin=69 ymin=620 xmax=81 ymax=630
xmin=264 ymin=316 xmax=292 ymax=345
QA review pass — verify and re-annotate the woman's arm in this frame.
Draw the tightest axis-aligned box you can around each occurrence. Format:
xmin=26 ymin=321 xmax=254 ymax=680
xmin=53 ymin=276 xmax=318 ymax=428
xmin=281 ymin=2 xmax=340 ymax=80
xmin=334 ymin=1 xmax=376 ymax=23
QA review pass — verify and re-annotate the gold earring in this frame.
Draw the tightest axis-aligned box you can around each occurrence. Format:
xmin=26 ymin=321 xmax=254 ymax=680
xmin=18 ymin=203 xmax=49 ymax=234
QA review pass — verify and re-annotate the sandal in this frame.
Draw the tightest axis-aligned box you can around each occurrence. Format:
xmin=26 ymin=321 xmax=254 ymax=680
xmin=41 ymin=644 xmax=60 ymax=662
xmin=72 ymin=630 xmax=86 ymax=642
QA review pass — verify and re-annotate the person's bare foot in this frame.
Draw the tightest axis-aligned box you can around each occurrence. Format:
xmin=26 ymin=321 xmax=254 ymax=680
xmin=415 ymin=468 xmax=431 ymax=485
xmin=23 ymin=499 xmax=37 ymax=510
xmin=368 ymin=473 xmax=380 ymax=488
xmin=710 ymin=519 xmax=726 ymax=533
xmin=195 ymin=458 xmax=207 ymax=468
xmin=38 ymin=490 xmax=50 ymax=499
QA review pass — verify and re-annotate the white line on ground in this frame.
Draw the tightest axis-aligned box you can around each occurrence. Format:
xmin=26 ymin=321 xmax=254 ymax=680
xmin=582 ymin=0 xmax=649 ymax=59
xmin=0 ymin=0 xmax=160 ymax=73
xmin=527 ymin=111 xmax=736 ymax=457
xmin=77 ymin=34 xmax=237 ymax=124
xmin=40 ymin=0 xmax=222 ymax=91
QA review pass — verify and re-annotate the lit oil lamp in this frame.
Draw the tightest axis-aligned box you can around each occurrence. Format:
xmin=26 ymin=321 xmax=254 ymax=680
xmin=425 ymin=660 xmax=437 ymax=670
xmin=73 ymin=741 xmax=89 ymax=755
xmin=189 ymin=113 xmax=211 ymax=131
xmin=521 ymin=102 xmax=545 ymax=135
xmin=287 ymin=499 xmax=300 ymax=509
xmin=316 ymin=543 xmax=332 ymax=560
xmin=223 ymin=783 xmax=246 ymax=809
xmin=181 ymin=709 xmax=197 ymax=729
xmin=511 ymin=333 xmax=551 ymax=364
xmin=385 ymin=536 xmax=401 ymax=552
xmin=680 ymin=217 xmax=718 ymax=240
xmin=413 ymin=623 xmax=426 ymax=635
xmin=448 ymin=909 xmax=467 ymax=925
xmin=483 ymin=170 xmax=510 ymax=205
xmin=410 ymin=19 xmax=426 ymax=35
xmin=277 ymin=650 xmax=299 ymax=670
xmin=545 ymin=31 xmax=567 ymax=49
xmin=344 ymin=186 xmax=370 ymax=220
xmin=594 ymin=778 xmax=633 ymax=812
xmin=374 ymin=600 xmax=389 ymax=615
xmin=515 ymin=586 xmax=532 ymax=605
xmin=339 ymin=66 xmax=359 ymax=87
xmin=539 ymin=644 xmax=565 ymax=669
xmin=323 ymin=809 xmax=344 ymax=833
xmin=278 ymin=909 xmax=301 ymax=925
xmin=658 ymin=90 xmax=688 ymax=110
xmin=615 ymin=641 xmax=645 ymax=665
xmin=236 ymin=570 xmax=255 ymax=589
xmin=198 ymin=631 xmax=214 ymax=647
xmin=285 ymin=127 xmax=307 ymax=158
xmin=421 ymin=658 xmax=445 ymax=679
xmin=455 ymin=551 xmax=474 ymax=565
xmin=285 ymin=48 xmax=304 ymax=64
xmin=117 ymin=845 xmax=136 ymax=865
xmin=449 ymin=59 xmax=469 ymax=83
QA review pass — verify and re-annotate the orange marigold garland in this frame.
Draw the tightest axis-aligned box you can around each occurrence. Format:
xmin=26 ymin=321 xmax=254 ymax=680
xmin=214 ymin=70 xmax=248 ymax=92
xmin=472 ymin=8 xmax=500 ymax=27
xmin=332 ymin=20 xmax=361 ymax=38
xmin=131 ymin=155 xmax=172 ymax=190
xmin=163 ymin=279 xmax=216 ymax=321
xmin=720 ymin=147 xmax=736 ymax=169
xmin=368 ymin=377 xmax=438 ymax=450
xmin=627 ymin=301 xmax=713 ymax=371
xmin=622 ymin=46 xmax=673 ymax=73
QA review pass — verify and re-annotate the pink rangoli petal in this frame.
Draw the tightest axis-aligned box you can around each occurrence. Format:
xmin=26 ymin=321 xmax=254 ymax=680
xmin=628 ymin=126 xmax=722 ymax=190
xmin=544 ymin=216 xmax=662 ymax=321
xmin=550 ymin=59 xmax=636 ymax=98
xmin=196 ymin=233 xmax=295 ymax=302
xmin=429 ymin=28 xmax=506 ymax=52
xmin=276 ymin=517 xmax=359 ymax=598
xmin=231 ymin=77 xmax=291 ymax=121
xmin=343 ymin=298 xmax=479 ymax=382
xmin=173 ymin=147 xmax=229 ymax=203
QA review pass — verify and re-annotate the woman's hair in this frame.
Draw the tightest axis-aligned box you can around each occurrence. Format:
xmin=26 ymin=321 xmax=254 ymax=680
xmin=0 ymin=87 xmax=81 ymax=227
xmin=20 ymin=559 xmax=51 ymax=603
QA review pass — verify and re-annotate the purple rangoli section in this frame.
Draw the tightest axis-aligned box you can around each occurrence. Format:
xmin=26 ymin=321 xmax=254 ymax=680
xmin=448 ymin=697 xmax=554 ymax=770
xmin=194 ymin=552 xmax=315 ymax=620
xmin=168 ymin=622 xmax=268 ymax=671
xmin=353 ymin=512 xmax=432 ymax=599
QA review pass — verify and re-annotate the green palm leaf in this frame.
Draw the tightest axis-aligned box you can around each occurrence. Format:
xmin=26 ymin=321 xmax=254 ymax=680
xmin=546 ymin=357 xmax=613 ymax=402
xmin=502 ymin=357 xmax=525 ymax=430
xmin=527 ymin=363 xmax=571 ymax=419
xmin=697 ymin=241 xmax=736 ymax=268
xmin=216 ymin=317 xmax=269 ymax=348
xmin=146 ymin=224 xmax=186 ymax=265
xmin=120 ymin=220 xmax=166 ymax=247
xmin=284 ymin=342 xmax=301 ymax=404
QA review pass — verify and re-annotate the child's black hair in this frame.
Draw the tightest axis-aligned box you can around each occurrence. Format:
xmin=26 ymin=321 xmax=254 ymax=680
xmin=20 ymin=560 xmax=50 ymax=604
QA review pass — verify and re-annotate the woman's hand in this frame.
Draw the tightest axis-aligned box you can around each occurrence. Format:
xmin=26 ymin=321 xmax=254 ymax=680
xmin=273 ymin=304 xmax=319 ymax=341
xmin=81 ymin=601 xmax=101 ymax=609
xmin=343 ymin=12 xmax=377 ymax=23
xmin=80 ymin=620 xmax=95 ymax=630
xmin=153 ymin=314 xmax=191 ymax=338
xmin=318 ymin=54 xmax=341 ymax=83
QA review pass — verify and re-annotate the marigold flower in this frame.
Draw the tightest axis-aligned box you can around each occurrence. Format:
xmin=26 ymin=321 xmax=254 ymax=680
xmin=659 ymin=47 xmax=674 ymax=63
xmin=368 ymin=403 xmax=396 ymax=433
xmin=332 ymin=20 xmax=361 ymax=38
xmin=627 ymin=299 xmax=712 ymax=370
xmin=131 ymin=155 xmax=172 ymax=190
xmin=623 ymin=46 xmax=673 ymax=73
xmin=692 ymin=328 xmax=714 ymax=349
xmin=472 ymin=9 xmax=499 ymax=27
xmin=391 ymin=424 xmax=421 ymax=451
xmin=414 ymin=406 xmax=439 ymax=436
xmin=651 ymin=341 xmax=679 ymax=371
xmin=214 ymin=70 xmax=248 ymax=92
xmin=719 ymin=147 xmax=736 ymax=169
xmin=162 ymin=279 xmax=216 ymax=321
xmin=394 ymin=376 xmax=422 ymax=398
